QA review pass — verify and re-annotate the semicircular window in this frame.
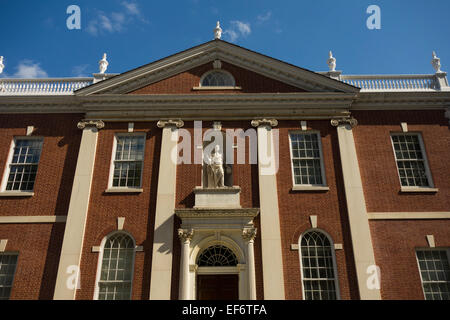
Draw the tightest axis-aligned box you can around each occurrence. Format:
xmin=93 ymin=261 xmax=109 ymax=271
xmin=197 ymin=245 xmax=238 ymax=266
xmin=201 ymin=71 xmax=235 ymax=87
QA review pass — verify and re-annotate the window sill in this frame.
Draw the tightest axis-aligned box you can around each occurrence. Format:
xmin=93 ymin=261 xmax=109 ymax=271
xmin=0 ymin=191 xmax=34 ymax=197
xmin=104 ymin=188 xmax=143 ymax=194
xmin=400 ymin=187 xmax=439 ymax=193
xmin=192 ymin=86 xmax=242 ymax=90
xmin=291 ymin=186 xmax=330 ymax=192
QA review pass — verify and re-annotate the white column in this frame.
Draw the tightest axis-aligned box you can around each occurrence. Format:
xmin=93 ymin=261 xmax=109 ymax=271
xmin=178 ymin=229 xmax=193 ymax=300
xmin=332 ymin=118 xmax=381 ymax=300
xmin=243 ymin=228 xmax=257 ymax=300
xmin=251 ymin=119 xmax=285 ymax=300
xmin=53 ymin=120 xmax=104 ymax=300
xmin=149 ymin=119 xmax=184 ymax=300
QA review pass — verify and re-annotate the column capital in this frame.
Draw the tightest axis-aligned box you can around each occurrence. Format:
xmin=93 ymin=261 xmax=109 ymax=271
xmin=178 ymin=228 xmax=194 ymax=243
xmin=242 ymin=227 xmax=257 ymax=242
xmin=157 ymin=119 xmax=184 ymax=129
xmin=251 ymin=118 xmax=278 ymax=128
xmin=331 ymin=117 xmax=358 ymax=128
xmin=77 ymin=120 xmax=105 ymax=130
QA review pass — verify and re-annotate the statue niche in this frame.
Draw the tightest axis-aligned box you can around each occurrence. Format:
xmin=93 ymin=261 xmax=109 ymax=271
xmin=203 ymin=134 xmax=233 ymax=188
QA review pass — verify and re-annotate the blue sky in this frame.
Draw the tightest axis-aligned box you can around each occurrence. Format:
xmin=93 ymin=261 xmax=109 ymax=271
xmin=1 ymin=0 xmax=449 ymax=78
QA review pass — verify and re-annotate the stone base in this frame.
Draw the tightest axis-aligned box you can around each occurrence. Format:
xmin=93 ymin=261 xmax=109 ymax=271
xmin=193 ymin=186 xmax=241 ymax=209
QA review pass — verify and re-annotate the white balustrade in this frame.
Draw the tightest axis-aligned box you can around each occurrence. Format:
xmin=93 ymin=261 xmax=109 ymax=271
xmin=0 ymin=78 xmax=93 ymax=95
xmin=340 ymin=74 xmax=440 ymax=91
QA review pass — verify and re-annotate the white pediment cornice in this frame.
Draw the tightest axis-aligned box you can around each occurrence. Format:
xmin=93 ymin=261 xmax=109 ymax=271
xmin=75 ymin=40 xmax=360 ymax=96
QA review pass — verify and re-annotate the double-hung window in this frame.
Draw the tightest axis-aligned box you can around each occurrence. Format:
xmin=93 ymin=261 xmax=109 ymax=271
xmin=0 ymin=254 xmax=18 ymax=300
xmin=289 ymin=132 xmax=327 ymax=188
xmin=109 ymin=134 xmax=145 ymax=189
xmin=416 ymin=249 xmax=450 ymax=300
xmin=2 ymin=138 xmax=43 ymax=193
xmin=390 ymin=133 xmax=434 ymax=189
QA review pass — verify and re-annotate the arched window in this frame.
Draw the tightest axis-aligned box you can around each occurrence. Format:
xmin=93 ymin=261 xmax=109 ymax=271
xmin=197 ymin=245 xmax=238 ymax=266
xmin=96 ymin=232 xmax=135 ymax=300
xmin=299 ymin=230 xmax=339 ymax=300
xmin=200 ymin=71 xmax=235 ymax=87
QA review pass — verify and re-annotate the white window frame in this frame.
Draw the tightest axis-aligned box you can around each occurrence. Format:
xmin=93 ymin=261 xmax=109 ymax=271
xmin=93 ymin=231 xmax=137 ymax=300
xmin=288 ymin=131 xmax=328 ymax=191
xmin=390 ymin=132 xmax=436 ymax=191
xmin=415 ymin=247 xmax=450 ymax=300
xmin=198 ymin=70 xmax=236 ymax=88
xmin=298 ymin=229 xmax=341 ymax=300
xmin=106 ymin=133 xmax=146 ymax=193
xmin=0 ymin=252 xmax=19 ymax=300
xmin=0 ymin=136 xmax=44 ymax=196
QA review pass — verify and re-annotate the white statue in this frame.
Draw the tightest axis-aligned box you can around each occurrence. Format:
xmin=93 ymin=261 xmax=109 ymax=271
xmin=205 ymin=144 xmax=225 ymax=188
xmin=327 ymin=51 xmax=336 ymax=72
xmin=0 ymin=56 xmax=4 ymax=74
xmin=214 ymin=21 xmax=222 ymax=40
xmin=99 ymin=53 xmax=108 ymax=74
xmin=431 ymin=51 xmax=442 ymax=73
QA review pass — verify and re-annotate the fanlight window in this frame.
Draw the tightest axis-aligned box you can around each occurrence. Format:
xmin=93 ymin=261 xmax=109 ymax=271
xmin=197 ymin=245 xmax=238 ymax=266
xmin=97 ymin=233 xmax=135 ymax=300
xmin=300 ymin=230 xmax=339 ymax=300
xmin=200 ymin=71 xmax=235 ymax=87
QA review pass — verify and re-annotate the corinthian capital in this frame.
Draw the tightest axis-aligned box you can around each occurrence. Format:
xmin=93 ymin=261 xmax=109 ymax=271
xmin=242 ymin=228 xmax=257 ymax=242
xmin=251 ymin=118 xmax=278 ymax=128
xmin=77 ymin=120 xmax=105 ymax=130
xmin=178 ymin=228 xmax=194 ymax=243
xmin=330 ymin=117 xmax=358 ymax=128
xmin=157 ymin=119 xmax=184 ymax=129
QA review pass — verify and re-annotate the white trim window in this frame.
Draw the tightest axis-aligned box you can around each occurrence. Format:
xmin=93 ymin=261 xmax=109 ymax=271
xmin=0 ymin=253 xmax=18 ymax=300
xmin=2 ymin=138 xmax=43 ymax=192
xmin=299 ymin=230 xmax=339 ymax=300
xmin=200 ymin=70 xmax=235 ymax=87
xmin=96 ymin=232 xmax=136 ymax=300
xmin=416 ymin=249 xmax=450 ymax=300
xmin=391 ymin=133 xmax=434 ymax=188
xmin=289 ymin=132 xmax=326 ymax=186
xmin=109 ymin=134 xmax=145 ymax=189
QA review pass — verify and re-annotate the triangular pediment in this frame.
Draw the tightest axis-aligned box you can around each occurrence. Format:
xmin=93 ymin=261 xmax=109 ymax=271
xmin=75 ymin=40 xmax=359 ymax=96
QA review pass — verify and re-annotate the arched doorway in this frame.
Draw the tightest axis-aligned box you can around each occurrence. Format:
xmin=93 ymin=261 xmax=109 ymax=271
xmin=196 ymin=244 xmax=239 ymax=300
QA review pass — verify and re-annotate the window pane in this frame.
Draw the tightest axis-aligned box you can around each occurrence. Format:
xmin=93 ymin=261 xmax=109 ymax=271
xmin=300 ymin=231 xmax=338 ymax=300
xmin=201 ymin=71 xmax=235 ymax=86
xmin=290 ymin=133 xmax=324 ymax=186
xmin=416 ymin=250 xmax=450 ymax=300
xmin=6 ymin=139 xmax=43 ymax=192
xmin=98 ymin=234 xmax=135 ymax=300
xmin=391 ymin=134 xmax=430 ymax=187
xmin=0 ymin=254 xmax=18 ymax=300
xmin=112 ymin=135 xmax=145 ymax=188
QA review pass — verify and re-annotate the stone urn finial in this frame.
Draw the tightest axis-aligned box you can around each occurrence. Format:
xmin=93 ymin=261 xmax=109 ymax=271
xmin=99 ymin=53 xmax=109 ymax=74
xmin=431 ymin=51 xmax=442 ymax=73
xmin=0 ymin=56 xmax=4 ymax=74
xmin=214 ymin=21 xmax=222 ymax=40
xmin=327 ymin=51 xmax=336 ymax=72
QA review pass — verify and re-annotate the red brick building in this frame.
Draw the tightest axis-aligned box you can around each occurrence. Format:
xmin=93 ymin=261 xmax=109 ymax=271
xmin=0 ymin=38 xmax=449 ymax=300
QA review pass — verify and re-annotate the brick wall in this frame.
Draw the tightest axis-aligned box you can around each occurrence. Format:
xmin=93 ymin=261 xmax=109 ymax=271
xmin=76 ymin=122 xmax=161 ymax=300
xmin=276 ymin=120 xmax=359 ymax=300
xmin=130 ymin=61 xmax=306 ymax=94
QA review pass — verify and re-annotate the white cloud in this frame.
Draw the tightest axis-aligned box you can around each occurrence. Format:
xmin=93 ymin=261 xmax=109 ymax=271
xmin=257 ymin=11 xmax=272 ymax=23
xmin=86 ymin=2 xmax=148 ymax=36
xmin=122 ymin=1 xmax=140 ymax=15
xmin=223 ymin=21 xmax=251 ymax=43
xmin=13 ymin=60 xmax=48 ymax=78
